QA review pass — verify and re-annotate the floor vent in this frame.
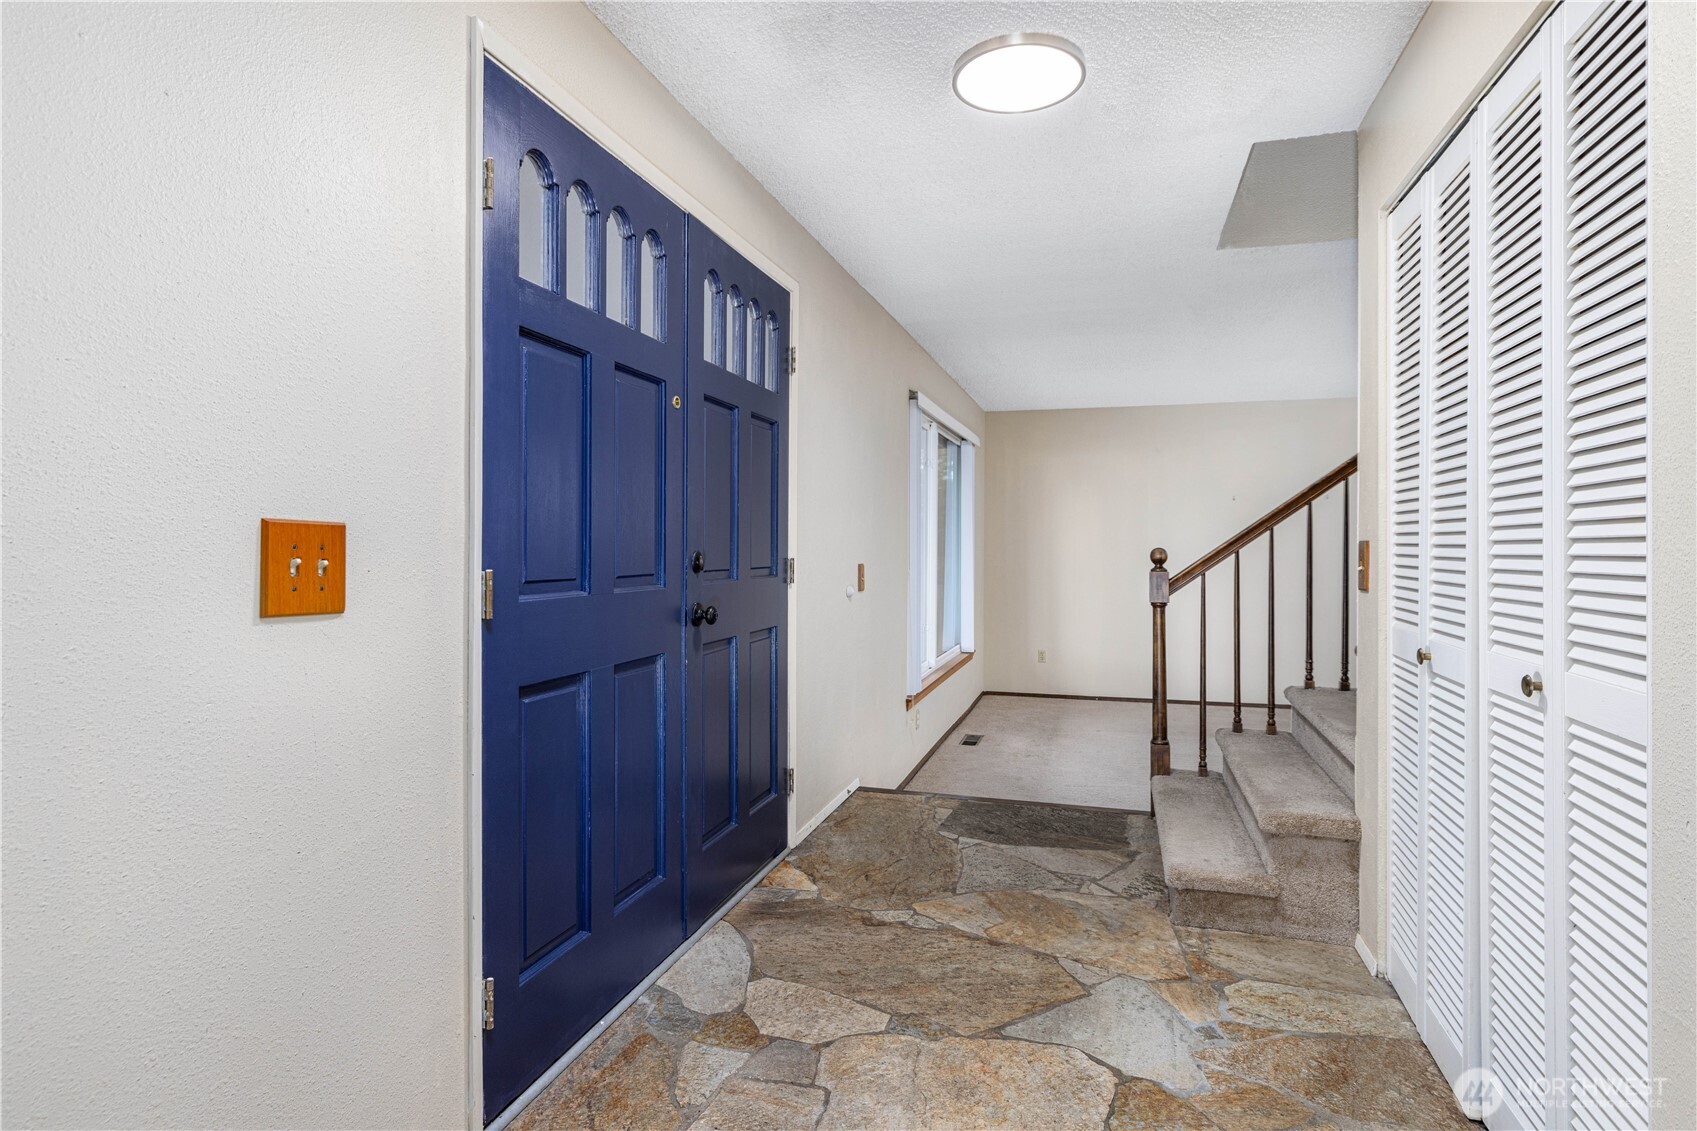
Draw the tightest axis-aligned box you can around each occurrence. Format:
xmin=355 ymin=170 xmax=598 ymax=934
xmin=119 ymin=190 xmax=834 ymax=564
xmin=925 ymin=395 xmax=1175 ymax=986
xmin=961 ymin=734 xmax=984 ymax=746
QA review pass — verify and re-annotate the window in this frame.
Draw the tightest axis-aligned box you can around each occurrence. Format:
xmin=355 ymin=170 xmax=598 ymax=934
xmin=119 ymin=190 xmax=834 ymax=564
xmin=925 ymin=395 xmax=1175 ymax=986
xmin=909 ymin=393 xmax=977 ymax=696
xmin=565 ymin=182 xmax=595 ymax=308
xmin=517 ymin=151 xmax=557 ymax=290
xmin=604 ymin=208 xmax=633 ymax=326
xmin=640 ymin=231 xmax=665 ymax=341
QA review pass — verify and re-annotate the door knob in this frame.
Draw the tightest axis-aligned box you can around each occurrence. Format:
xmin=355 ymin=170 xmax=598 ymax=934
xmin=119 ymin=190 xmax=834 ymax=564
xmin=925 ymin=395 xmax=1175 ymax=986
xmin=1416 ymin=648 xmax=1432 ymax=664
xmin=691 ymin=551 xmax=704 ymax=574
xmin=691 ymin=603 xmax=718 ymax=627
xmin=1521 ymin=674 xmax=1543 ymax=698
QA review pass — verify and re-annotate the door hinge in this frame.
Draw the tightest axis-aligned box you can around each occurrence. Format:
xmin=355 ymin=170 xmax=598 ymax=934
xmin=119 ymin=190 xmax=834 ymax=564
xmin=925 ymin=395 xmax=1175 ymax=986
xmin=482 ymin=977 xmax=495 ymax=1030
xmin=785 ymin=557 xmax=796 ymax=585
xmin=482 ymin=569 xmax=495 ymax=620
xmin=787 ymin=345 xmax=797 ymax=377
xmin=785 ymin=767 xmax=795 ymax=796
xmin=482 ymin=157 xmax=495 ymax=211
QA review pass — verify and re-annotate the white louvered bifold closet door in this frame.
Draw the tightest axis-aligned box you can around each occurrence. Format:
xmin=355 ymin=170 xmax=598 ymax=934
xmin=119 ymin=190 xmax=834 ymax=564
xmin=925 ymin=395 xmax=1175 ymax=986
xmin=1555 ymin=3 xmax=1652 ymax=1127
xmin=1479 ymin=37 xmax=1560 ymax=1131
xmin=1386 ymin=6 xmax=1655 ymax=1128
xmin=1419 ymin=126 xmax=1479 ymax=1088
xmin=1384 ymin=188 xmax=1428 ymax=1013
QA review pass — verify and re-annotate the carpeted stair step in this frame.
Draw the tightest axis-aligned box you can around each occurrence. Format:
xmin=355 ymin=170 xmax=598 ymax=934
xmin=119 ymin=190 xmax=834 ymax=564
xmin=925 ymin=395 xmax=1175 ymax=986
xmin=1151 ymin=773 xmax=1280 ymax=898
xmin=1285 ymin=687 xmax=1357 ymax=795
xmin=1216 ymin=728 xmax=1361 ymax=844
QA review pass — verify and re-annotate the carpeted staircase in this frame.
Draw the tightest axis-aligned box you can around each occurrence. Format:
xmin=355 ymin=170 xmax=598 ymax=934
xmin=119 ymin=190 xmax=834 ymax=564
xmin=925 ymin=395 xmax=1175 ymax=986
xmin=1151 ymin=686 xmax=1359 ymax=946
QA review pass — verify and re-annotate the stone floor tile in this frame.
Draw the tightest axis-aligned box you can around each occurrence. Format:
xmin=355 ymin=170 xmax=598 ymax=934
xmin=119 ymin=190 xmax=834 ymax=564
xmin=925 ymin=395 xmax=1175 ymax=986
xmin=690 ymin=1077 xmax=826 ymax=1131
xmin=1224 ymin=980 xmax=1418 ymax=1038
xmin=693 ymin=1012 xmax=765 ymax=1050
xmin=727 ymin=900 xmax=1083 ymax=1033
xmin=912 ymin=889 xmax=1190 ymax=980
xmin=1192 ymin=1070 xmax=1315 ymax=1130
xmin=760 ymin=861 xmax=818 ymax=892
xmin=1215 ymin=1020 xmax=1286 ymax=1042
xmin=1156 ymin=980 xmax=1223 ymax=1024
xmin=737 ymin=1039 xmax=819 ymax=1086
xmin=1003 ymin=976 xmax=1205 ymax=1090
xmin=1197 ymin=1035 xmax=1475 ymax=1129
xmin=673 ymin=1041 xmax=750 ymax=1107
xmin=1099 ymin=860 xmax=1172 ymax=902
xmin=994 ymin=843 xmax=1132 ymax=878
xmin=790 ymin=792 xmax=960 ymax=909
xmin=743 ymin=978 xmax=890 ymax=1044
xmin=1182 ymin=928 xmax=1389 ymax=997
xmin=816 ymin=1034 xmax=1116 ymax=1130
xmin=1105 ymin=1079 xmax=1217 ymax=1131
xmin=1059 ymin=957 xmax=1115 ymax=986
xmin=956 ymin=843 xmax=1068 ymax=892
xmin=939 ymin=799 xmax=1135 ymax=850
xmin=658 ymin=922 xmax=751 ymax=1015
xmin=510 ymin=1031 xmax=681 ymax=1131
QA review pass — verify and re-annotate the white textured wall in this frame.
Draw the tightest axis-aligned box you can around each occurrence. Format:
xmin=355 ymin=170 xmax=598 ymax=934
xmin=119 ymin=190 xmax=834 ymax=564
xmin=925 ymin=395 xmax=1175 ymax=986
xmin=1355 ymin=3 xmax=1695 ymax=1125
xmin=0 ymin=3 xmax=982 ymax=1126
xmin=983 ymin=400 xmax=1359 ymax=732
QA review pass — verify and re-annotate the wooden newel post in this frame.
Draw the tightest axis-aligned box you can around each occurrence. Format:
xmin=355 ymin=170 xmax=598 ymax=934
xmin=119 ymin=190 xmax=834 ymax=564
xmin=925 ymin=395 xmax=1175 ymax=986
xmin=1149 ymin=547 xmax=1171 ymax=778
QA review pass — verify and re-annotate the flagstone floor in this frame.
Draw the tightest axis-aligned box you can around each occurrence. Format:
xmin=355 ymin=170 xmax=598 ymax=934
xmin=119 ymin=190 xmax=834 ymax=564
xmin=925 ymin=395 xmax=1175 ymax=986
xmin=508 ymin=790 xmax=1475 ymax=1131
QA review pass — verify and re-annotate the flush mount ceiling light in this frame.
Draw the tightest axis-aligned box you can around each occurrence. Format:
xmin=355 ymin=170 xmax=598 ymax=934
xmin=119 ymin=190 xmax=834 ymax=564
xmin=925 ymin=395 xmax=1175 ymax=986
xmin=952 ymin=32 xmax=1086 ymax=114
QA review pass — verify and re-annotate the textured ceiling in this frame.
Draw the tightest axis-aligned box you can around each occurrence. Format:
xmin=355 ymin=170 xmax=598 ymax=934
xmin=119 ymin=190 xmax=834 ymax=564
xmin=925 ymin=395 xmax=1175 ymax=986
xmin=589 ymin=1 xmax=1427 ymax=410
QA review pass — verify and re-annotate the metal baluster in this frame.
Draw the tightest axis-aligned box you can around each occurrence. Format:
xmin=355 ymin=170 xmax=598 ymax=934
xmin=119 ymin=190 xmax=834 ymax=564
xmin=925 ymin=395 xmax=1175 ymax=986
xmin=1267 ymin=527 xmax=1277 ymax=735
xmin=1340 ymin=478 xmax=1352 ymax=691
xmin=1232 ymin=551 xmax=1243 ymax=734
xmin=1305 ymin=502 xmax=1315 ymax=689
xmin=1199 ymin=572 xmax=1208 ymax=777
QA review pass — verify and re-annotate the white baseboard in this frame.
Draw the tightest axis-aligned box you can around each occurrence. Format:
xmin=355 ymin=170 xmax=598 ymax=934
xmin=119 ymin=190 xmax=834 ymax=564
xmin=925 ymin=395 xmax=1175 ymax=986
xmin=1354 ymin=933 xmax=1379 ymax=977
xmin=794 ymin=778 xmax=859 ymax=845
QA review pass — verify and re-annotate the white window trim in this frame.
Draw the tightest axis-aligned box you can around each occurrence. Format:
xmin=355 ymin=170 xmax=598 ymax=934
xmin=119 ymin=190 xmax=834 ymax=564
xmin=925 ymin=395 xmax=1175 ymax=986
xmin=908 ymin=392 xmax=977 ymax=697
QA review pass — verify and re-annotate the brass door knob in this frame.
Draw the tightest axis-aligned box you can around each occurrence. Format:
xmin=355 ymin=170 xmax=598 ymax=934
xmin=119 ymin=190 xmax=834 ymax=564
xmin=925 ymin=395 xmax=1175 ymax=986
xmin=1416 ymin=648 xmax=1433 ymax=664
xmin=1521 ymin=674 xmax=1544 ymax=698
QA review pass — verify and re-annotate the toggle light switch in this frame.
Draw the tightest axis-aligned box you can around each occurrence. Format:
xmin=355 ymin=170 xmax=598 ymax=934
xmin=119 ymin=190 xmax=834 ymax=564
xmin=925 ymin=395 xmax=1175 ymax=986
xmin=261 ymin=518 xmax=346 ymax=617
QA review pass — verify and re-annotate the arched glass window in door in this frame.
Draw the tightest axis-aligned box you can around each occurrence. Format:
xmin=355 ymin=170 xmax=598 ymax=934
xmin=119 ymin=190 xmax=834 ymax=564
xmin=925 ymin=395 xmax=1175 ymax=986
xmin=725 ymin=286 xmax=745 ymax=376
xmin=766 ymin=314 xmax=782 ymax=391
xmin=565 ymin=181 xmax=595 ymax=308
xmin=703 ymin=271 xmax=724 ymax=366
xmin=640 ymin=231 xmax=665 ymax=341
xmin=745 ymin=300 xmax=763 ymax=387
xmin=517 ymin=151 xmax=557 ymax=290
xmin=604 ymin=208 xmax=633 ymax=327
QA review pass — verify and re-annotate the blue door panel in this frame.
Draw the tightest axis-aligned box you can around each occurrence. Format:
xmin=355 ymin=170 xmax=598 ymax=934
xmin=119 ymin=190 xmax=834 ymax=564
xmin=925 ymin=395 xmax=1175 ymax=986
xmin=484 ymin=59 xmax=790 ymax=1120
xmin=520 ymin=336 xmax=589 ymax=590
xmin=519 ymin=675 xmax=589 ymax=964
xmin=698 ymin=635 xmax=738 ymax=842
xmin=612 ymin=655 xmax=665 ymax=903
xmin=684 ymin=219 xmax=791 ymax=932
xmin=482 ymin=60 xmax=687 ymax=1121
xmin=612 ymin=370 xmax=665 ymax=590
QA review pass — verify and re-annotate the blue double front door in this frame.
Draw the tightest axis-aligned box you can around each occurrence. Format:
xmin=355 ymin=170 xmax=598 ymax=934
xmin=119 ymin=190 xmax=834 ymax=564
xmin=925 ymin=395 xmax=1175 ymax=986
xmin=480 ymin=59 xmax=790 ymax=1122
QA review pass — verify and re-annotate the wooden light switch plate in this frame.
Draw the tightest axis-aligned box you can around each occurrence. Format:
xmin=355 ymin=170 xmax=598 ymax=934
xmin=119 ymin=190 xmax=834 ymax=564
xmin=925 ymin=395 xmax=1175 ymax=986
xmin=260 ymin=518 xmax=346 ymax=617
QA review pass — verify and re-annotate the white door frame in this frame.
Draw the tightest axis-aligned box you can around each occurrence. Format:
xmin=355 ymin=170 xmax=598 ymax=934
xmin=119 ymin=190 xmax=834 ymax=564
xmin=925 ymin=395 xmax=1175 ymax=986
xmin=463 ymin=17 xmax=804 ymax=1127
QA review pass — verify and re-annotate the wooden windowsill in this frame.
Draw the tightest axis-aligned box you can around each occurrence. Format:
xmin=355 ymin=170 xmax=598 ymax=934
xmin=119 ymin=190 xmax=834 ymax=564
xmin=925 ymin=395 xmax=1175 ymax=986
xmin=907 ymin=651 xmax=975 ymax=710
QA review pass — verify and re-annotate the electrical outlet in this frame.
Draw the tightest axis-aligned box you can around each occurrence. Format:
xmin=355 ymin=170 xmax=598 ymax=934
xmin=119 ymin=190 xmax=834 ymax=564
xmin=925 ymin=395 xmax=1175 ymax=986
xmin=1038 ymin=650 xmax=1047 ymax=663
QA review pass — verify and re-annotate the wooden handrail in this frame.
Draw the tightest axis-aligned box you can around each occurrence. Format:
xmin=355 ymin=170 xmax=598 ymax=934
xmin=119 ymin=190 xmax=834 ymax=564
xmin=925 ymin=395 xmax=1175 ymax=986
xmin=1167 ymin=455 xmax=1357 ymax=593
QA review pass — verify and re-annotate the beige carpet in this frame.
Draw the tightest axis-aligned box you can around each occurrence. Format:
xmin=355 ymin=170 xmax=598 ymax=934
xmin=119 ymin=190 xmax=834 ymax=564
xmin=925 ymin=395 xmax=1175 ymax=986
xmin=903 ymin=694 xmax=1288 ymax=812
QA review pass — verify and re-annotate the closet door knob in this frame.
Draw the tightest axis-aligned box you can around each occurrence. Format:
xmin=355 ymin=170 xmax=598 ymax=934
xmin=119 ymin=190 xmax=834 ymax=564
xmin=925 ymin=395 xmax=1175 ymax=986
xmin=1416 ymin=648 xmax=1433 ymax=664
xmin=1521 ymin=674 xmax=1544 ymax=698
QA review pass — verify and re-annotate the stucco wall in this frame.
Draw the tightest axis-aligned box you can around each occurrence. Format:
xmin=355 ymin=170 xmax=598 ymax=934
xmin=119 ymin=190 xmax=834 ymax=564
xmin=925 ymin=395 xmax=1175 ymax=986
xmin=1354 ymin=3 xmax=1695 ymax=1124
xmin=0 ymin=3 xmax=983 ymax=1126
